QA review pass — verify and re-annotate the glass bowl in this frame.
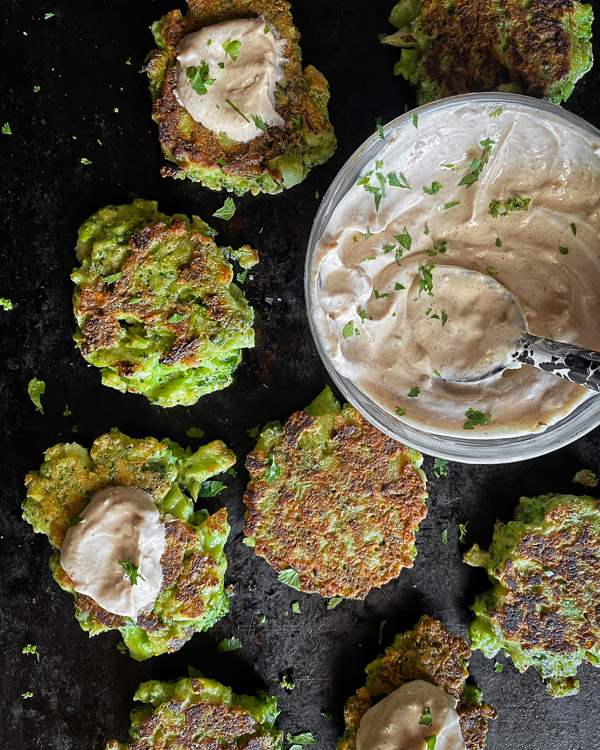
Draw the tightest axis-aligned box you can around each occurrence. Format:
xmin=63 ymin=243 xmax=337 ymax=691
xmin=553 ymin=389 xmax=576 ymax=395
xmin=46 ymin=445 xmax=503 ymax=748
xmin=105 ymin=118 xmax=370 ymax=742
xmin=305 ymin=92 xmax=600 ymax=464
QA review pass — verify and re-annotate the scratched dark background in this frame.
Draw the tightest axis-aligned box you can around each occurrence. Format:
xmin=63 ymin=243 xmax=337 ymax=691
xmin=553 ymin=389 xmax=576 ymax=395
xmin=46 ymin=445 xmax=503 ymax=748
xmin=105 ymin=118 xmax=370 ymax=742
xmin=1 ymin=1 xmax=600 ymax=748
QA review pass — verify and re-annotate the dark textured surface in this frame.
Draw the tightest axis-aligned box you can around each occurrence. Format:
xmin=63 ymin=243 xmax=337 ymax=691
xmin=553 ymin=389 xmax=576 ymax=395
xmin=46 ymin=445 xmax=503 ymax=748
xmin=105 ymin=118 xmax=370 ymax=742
xmin=1 ymin=1 xmax=599 ymax=748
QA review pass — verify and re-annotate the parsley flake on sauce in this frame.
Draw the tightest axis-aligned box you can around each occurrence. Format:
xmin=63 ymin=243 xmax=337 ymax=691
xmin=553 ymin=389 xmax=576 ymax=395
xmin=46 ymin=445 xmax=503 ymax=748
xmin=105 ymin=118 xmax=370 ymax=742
xmin=395 ymin=282 xmax=405 ymax=291
xmin=424 ymin=734 xmax=437 ymax=749
xmin=489 ymin=196 xmax=531 ymax=217
xmin=559 ymin=246 xmax=569 ymax=255
xmin=489 ymin=107 xmax=503 ymax=117
xmin=225 ymin=99 xmax=250 ymax=123
xmin=419 ymin=707 xmax=433 ymax=726
xmin=278 ymin=568 xmax=301 ymax=590
xmin=213 ymin=197 xmax=236 ymax=221
xmin=388 ymin=172 xmax=410 ymax=188
xmin=253 ymin=115 xmax=267 ymax=132
xmin=27 ymin=377 xmax=45 ymax=414
xmin=186 ymin=62 xmax=215 ymax=95
xmin=570 ymin=222 xmax=577 ymax=236
xmin=463 ymin=407 xmax=497 ymax=430
xmin=222 ymin=38 xmax=241 ymax=62
xmin=408 ymin=386 xmax=420 ymax=398
xmin=443 ymin=201 xmax=460 ymax=210
xmin=413 ymin=111 xmax=418 ymax=128
xmin=119 ymin=561 xmax=145 ymax=586
xmin=458 ymin=138 xmax=494 ymax=188
xmin=395 ymin=407 xmax=406 ymax=416
xmin=395 ymin=228 xmax=412 ymax=252
xmin=418 ymin=263 xmax=435 ymax=297
xmin=374 ymin=290 xmax=389 ymax=299
xmin=423 ymin=181 xmax=442 ymax=195
xmin=375 ymin=116 xmax=385 ymax=139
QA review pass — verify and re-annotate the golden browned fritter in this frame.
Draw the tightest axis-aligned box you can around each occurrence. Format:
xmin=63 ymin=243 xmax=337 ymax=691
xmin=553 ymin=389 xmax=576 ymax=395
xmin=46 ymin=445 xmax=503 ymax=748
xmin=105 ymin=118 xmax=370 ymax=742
xmin=243 ymin=386 xmax=427 ymax=598
xmin=383 ymin=0 xmax=594 ymax=104
xmin=465 ymin=493 xmax=600 ymax=696
xmin=145 ymin=0 xmax=336 ymax=194
xmin=338 ymin=615 xmax=497 ymax=750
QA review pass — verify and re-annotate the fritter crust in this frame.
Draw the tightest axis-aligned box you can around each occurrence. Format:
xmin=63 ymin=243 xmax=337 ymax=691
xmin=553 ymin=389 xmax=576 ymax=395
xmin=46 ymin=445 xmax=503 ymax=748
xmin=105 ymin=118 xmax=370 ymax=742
xmin=338 ymin=615 xmax=497 ymax=750
xmin=72 ymin=199 xmax=257 ymax=408
xmin=465 ymin=493 xmax=600 ymax=697
xmin=22 ymin=429 xmax=236 ymax=660
xmin=145 ymin=0 xmax=336 ymax=195
xmin=243 ymin=386 xmax=427 ymax=598
xmin=106 ymin=674 xmax=282 ymax=750
xmin=383 ymin=0 xmax=594 ymax=104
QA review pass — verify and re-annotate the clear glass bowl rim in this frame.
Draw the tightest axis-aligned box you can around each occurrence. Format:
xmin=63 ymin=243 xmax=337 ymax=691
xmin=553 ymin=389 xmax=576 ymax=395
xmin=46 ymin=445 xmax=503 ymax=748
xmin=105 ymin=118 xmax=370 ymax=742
xmin=304 ymin=92 xmax=600 ymax=464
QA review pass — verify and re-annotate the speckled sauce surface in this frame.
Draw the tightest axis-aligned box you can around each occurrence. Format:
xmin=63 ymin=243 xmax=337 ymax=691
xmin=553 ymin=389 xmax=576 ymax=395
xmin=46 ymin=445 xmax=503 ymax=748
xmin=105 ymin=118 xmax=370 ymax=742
xmin=1 ymin=2 xmax=599 ymax=749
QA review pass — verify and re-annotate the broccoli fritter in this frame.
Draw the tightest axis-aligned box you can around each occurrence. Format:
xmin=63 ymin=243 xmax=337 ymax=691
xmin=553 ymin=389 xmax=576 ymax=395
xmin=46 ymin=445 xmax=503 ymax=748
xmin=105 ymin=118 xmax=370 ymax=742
xmin=464 ymin=493 xmax=600 ymax=697
xmin=145 ymin=0 xmax=336 ymax=195
xmin=106 ymin=672 xmax=283 ymax=750
xmin=22 ymin=429 xmax=236 ymax=660
xmin=243 ymin=386 xmax=428 ymax=598
xmin=382 ymin=0 xmax=594 ymax=105
xmin=338 ymin=615 xmax=497 ymax=750
xmin=72 ymin=199 xmax=257 ymax=408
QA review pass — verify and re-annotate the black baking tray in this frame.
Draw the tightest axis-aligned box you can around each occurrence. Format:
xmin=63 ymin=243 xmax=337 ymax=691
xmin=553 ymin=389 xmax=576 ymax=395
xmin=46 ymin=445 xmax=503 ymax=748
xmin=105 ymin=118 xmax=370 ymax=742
xmin=2 ymin=2 xmax=599 ymax=748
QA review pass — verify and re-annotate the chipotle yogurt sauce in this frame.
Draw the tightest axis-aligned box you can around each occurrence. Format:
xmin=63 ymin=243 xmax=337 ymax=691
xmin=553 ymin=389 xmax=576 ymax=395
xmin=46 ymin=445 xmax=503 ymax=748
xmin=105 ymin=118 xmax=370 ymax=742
xmin=312 ymin=100 xmax=600 ymax=437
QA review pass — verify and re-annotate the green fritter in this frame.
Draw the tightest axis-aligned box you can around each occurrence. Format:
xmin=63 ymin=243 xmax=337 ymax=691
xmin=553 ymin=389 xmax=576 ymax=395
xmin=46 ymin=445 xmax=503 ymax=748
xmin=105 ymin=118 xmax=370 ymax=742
xmin=338 ymin=615 xmax=497 ymax=750
xmin=382 ymin=0 xmax=594 ymax=105
xmin=145 ymin=0 xmax=336 ymax=195
xmin=464 ymin=493 xmax=600 ymax=697
xmin=22 ymin=428 xmax=236 ymax=660
xmin=243 ymin=386 xmax=428 ymax=598
xmin=72 ymin=199 xmax=257 ymax=408
xmin=106 ymin=672 xmax=282 ymax=750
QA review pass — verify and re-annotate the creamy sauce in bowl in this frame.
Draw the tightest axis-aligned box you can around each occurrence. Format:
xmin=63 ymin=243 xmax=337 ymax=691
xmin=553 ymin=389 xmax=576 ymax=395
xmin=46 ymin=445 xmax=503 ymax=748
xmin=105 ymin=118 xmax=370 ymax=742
xmin=356 ymin=680 xmax=465 ymax=750
xmin=175 ymin=17 xmax=285 ymax=142
xmin=60 ymin=486 xmax=166 ymax=620
xmin=312 ymin=100 xmax=600 ymax=437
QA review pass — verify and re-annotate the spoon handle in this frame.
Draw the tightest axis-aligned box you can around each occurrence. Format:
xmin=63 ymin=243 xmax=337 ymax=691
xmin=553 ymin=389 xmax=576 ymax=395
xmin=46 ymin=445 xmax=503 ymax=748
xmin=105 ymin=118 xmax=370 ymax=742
xmin=515 ymin=333 xmax=600 ymax=393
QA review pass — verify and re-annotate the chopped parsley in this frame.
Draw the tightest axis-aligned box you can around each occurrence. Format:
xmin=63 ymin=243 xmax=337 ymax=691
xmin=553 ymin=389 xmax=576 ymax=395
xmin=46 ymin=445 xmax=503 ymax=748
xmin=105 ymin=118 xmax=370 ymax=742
xmin=103 ymin=272 xmax=121 ymax=283
xmin=315 ymin=190 xmax=320 ymax=199
xmin=44 ymin=12 xmax=55 ymax=19
xmin=80 ymin=157 xmax=92 ymax=165
xmin=168 ymin=313 xmax=185 ymax=323
xmin=218 ymin=636 xmax=242 ymax=652
xmin=291 ymin=115 xmax=303 ymax=129
xmin=426 ymin=239 xmax=447 ymax=257
xmin=278 ymin=568 xmax=301 ymax=590
xmin=395 ymin=407 xmax=406 ymax=416
xmin=423 ymin=181 xmax=442 ymax=195
xmin=459 ymin=522 xmax=469 ymax=543
xmin=494 ymin=661 xmax=504 ymax=672
xmin=383 ymin=244 xmax=395 ymax=253
xmin=243 ymin=537 xmax=256 ymax=547
xmin=559 ymin=246 xmax=569 ymax=255
xmin=394 ymin=282 xmax=405 ymax=291
xmin=248 ymin=425 xmax=260 ymax=438
xmin=33 ymin=85 xmax=41 ymax=92
xmin=225 ymin=98 xmax=250 ymax=123
xmin=463 ymin=407 xmax=497 ymax=430
xmin=253 ymin=115 xmax=267 ymax=132
xmin=374 ymin=290 xmax=389 ymax=299
xmin=119 ymin=561 xmax=145 ymax=586
xmin=66 ymin=516 xmax=84 ymax=527
xmin=218 ymin=156 xmax=227 ymax=166
xmin=280 ymin=675 xmax=295 ymax=690
xmin=441 ymin=528 xmax=448 ymax=545
xmin=378 ymin=619 xmax=387 ymax=645
xmin=287 ymin=732 xmax=316 ymax=745
xmin=418 ymin=263 xmax=435 ymax=297
xmin=413 ymin=111 xmax=418 ymax=129
xmin=27 ymin=377 xmax=45 ymax=414
xmin=424 ymin=735 xmax=437 ymax=749
xmin=408 ymin=386 xmax=420 ymax=398
xmin=489 ymin=196 xmax=531 ymax=217
xmin=495 ymin=237 xmax=502 ymax=247
xmin=197 ymin=480 xmax=227 ymax=497
xmin=63 ymin=404 xmax=72 ymax=417
xmin=441 ymin=310 xmax=448 ymax=326
xmin=22 ymin=644 xmax=39 ymax=660
xmin=222 ymin=38 xmax=241 ymax=62
xmin=186 ymin=62 xmax=215 ymax=95
xmin=458 ymin=138 xmax=494 ymax=188
xmin=489 ymin=107 xmax=503 ymax=117
xmin=265 ymin=451 xmax=281 ymax=484
xmin=395 ymin=228 xmax=412 ymax=252
xmin=291 ymin=601 xmax=301 ymax=614
xmin=129 ymin=297 xmax=142 ymax=304
xmin=327 ymin=597 xmax=343 ymax=609
xmin=213 ymin=197 xmax=236 ymax=220
xmin=388 ymin=171 xmax=410 ymax=188
xmin=419 ymin=707 xmax=433 ymax=726
xmin=22 ymin=691 xmax=34 ymax=699
xmin=433 ymin=457 xmax=448 ymax=477
xmin=487 ymin=267 xmax=499 ymax=275
xmin=343 ymin=320 xmax=355 ymax=339
xmin=0 ymin=297 xmax=13 ymax=310
xmin=444 ymin=201 xmax=460 ymax=210
xmin=359 ymin=309 xmax=367 ymax=322
xmin=186 ymin=426 xmax=205 ymax=438
xmin=424 ymin=223 xmax=430 ymax=235
xmin=236 ymin=268 xmax=249 ymax=284
xmin=375 ymin=116 xmax=385 ymax=139
xmin=570 ymin=222 xmax=577 ymax=236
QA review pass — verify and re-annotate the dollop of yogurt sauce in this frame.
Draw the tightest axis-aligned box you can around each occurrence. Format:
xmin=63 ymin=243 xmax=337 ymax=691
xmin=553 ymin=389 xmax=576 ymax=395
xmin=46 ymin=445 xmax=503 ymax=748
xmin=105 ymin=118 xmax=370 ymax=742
xmin=175 ymin=17 xmax=286 ymax=142
xmin=356 ymin=680 xmax=465 ymax=750
xmin=312 ymin=101 xmax=600 ymax=436
xmin=60 ymin=486 xmax=166 ymax=620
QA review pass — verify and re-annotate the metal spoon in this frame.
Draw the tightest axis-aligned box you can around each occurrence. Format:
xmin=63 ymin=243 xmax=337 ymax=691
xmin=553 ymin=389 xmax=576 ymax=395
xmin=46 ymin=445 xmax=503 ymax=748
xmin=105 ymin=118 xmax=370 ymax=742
xmin=440 ymin=268 xmax=600 ymax=392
